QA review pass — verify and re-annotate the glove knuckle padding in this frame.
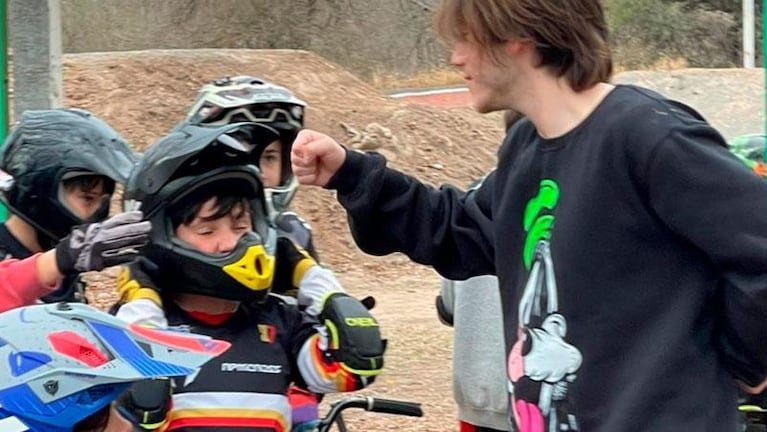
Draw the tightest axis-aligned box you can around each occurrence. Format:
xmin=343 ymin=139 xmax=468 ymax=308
xmin=101 ymin=221 xmax=151 ymax=242
xmin=56 ymin=212 xmax=151 ymax=274
xmin=106 ymin=210 xmax=143 ymax=227
xmin=320 ymin=293 xmax=385 ymax=374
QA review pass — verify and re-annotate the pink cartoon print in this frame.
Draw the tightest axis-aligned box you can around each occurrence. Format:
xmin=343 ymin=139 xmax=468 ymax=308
xmin=508 ymin=240 xmax=582 ymax=432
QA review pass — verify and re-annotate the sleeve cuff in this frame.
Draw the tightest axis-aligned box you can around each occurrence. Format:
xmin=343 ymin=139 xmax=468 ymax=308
xmin=325 ymin=147 xmax=370 ymax=195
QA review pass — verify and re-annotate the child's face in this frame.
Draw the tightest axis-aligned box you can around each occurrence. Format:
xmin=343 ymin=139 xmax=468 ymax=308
xmin=175 ymin=196 xmax=253 ymax=254
xmin=259 ymin=140 xmax=283 ymax=188
xmin=62 ymin=178 xmax=107 ymax=221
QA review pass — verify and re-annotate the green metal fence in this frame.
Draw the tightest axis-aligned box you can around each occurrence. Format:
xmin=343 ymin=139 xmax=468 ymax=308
xmin=0 ymin=0 xmax=8 ymax=221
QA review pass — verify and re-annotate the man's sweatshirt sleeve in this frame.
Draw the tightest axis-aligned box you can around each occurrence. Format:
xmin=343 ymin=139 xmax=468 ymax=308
xmin=326 ymin=149 xmax=495 ymax=280
xmin=0 ymin=254 xmax=57 ymax=313
xmin=647 ymin=124 xmax=767 ymax=385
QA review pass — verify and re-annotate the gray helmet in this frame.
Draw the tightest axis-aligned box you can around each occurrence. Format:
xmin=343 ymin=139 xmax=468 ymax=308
xmin=0 ymin=108 xmax=137 ymax=248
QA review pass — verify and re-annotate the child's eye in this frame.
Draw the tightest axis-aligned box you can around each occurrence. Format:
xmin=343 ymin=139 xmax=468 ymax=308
xmin=261 ymin=155 xmax=279 ymax=164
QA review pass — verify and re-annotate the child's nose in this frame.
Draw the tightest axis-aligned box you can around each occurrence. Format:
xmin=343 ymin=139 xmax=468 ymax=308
xmin=217 ymin=230 xmax=240 ymax=254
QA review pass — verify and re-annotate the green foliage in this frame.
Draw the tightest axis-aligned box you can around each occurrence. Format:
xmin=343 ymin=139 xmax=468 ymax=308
xmin=606 ymin=0 xmax=743 ymax=69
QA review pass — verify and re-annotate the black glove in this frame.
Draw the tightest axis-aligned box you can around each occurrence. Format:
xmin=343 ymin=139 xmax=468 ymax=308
xmin=320 ymin=292 xmax=386 ymax=376
xmin=116 ymin=378 xmax=172 ymax=430
xmin=55 ymin=211 xmax=151 ymax=275
xmin=273 ymin=236 xmax=317 ymax=296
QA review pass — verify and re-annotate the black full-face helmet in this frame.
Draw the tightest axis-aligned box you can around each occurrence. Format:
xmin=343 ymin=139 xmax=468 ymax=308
xmin=0 ymin=108 xmax=137 ymax=248
xmin=124 ymin=122 xmax=282 ymax=303
xmin=184 ymin=76 xmax=306 ymax=214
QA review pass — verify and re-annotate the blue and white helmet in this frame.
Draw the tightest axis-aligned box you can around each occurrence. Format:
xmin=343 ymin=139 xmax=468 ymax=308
xmin=0 ymin=303 xmax=229 ymax=432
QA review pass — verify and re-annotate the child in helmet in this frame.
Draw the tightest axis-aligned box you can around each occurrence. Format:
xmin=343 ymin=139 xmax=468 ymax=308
xmin=114 ymin=123 xmax=385 ymax=431
xmin=184 ymin=76 xmax=317 ymax=261
xmin=0 ymin=302 xmax=229 ymax=432
xmin=183 ymin=76 xmax=325 ymax=425
xmin=0 ymin=108 xmax=151 ymax=312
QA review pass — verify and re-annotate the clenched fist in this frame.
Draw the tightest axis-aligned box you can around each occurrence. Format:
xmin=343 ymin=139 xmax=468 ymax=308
xmin=290 ymin=129 xmax=348 ymax=187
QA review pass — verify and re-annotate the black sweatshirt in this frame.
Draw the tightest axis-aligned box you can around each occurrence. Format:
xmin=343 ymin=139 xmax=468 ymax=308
xmin=327 ymin=85 xmax=767 ymax=431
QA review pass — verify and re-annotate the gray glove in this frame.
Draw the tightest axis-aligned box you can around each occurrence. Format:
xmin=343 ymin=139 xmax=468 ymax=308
xmin=55 ymin=211 xmax=152 ymax=274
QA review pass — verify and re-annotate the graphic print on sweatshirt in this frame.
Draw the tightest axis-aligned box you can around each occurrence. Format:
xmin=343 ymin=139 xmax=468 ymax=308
xmin=507 ymin=179 xmax=583 ymax=432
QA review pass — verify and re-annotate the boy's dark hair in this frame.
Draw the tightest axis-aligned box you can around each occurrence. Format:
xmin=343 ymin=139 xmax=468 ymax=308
xmin=169 ymin=191 xmax=251 ymax=229
xmin=62 ymin=174 xmax=110 ymax=193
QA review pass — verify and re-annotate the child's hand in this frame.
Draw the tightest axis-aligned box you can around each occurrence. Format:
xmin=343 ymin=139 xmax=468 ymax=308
xmin=55 ymin=211 xmax=151 ymax=274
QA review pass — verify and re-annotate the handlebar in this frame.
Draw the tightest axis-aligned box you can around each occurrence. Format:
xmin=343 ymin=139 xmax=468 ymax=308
xmin=365 ymin=397 xmax=423 ymax=417
xmin=316 ymin=396 xmax=423 ymax=432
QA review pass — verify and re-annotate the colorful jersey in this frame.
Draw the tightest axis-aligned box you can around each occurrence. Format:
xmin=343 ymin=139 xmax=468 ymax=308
xmin=116 ymin=296 xmax=369 ymax=432
xmin=328 ymin=85 xmax=767 ymax=431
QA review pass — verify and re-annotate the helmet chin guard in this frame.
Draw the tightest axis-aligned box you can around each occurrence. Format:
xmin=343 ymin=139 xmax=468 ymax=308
xmin=146 ymin=229 xmax=277 ymax=303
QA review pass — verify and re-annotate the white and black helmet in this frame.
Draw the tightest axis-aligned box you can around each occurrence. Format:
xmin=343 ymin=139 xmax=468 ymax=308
xmin=185 ymin=76 xmax=306 ymax=214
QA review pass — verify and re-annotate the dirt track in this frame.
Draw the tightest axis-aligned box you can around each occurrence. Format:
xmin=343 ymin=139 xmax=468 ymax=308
xmin=70 ymin=50 xmax=764 ymax=431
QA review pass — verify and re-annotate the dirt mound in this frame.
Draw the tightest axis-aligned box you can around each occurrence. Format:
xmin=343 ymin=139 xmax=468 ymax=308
xmin=64 ymin=49 xmax=504 ymax=276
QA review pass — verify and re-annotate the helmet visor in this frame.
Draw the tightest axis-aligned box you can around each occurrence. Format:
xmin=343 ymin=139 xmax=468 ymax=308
xmin=191 ymin=102 xmax=303 ymax=130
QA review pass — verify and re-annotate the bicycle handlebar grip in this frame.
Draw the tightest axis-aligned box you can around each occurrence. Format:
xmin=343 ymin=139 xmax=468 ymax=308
xmin=367 ymin=397 xmax=424 ymax=417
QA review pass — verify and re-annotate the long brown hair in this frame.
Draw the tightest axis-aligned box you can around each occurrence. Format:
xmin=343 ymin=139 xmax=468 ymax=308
xmin=435 ymin=0 xmax=612 ymax=91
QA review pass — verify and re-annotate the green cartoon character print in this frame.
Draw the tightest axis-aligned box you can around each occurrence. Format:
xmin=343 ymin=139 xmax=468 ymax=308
xmin=507 ymin=179 xmax=583 ymax=432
